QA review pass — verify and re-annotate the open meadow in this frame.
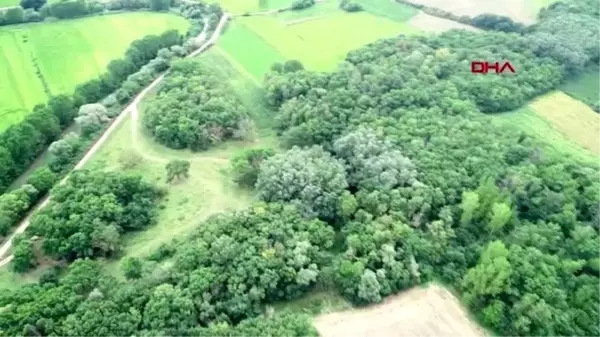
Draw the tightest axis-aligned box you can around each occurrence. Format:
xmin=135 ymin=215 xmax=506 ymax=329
xmin=217 ymin=0 xmax=479 ymax=74
xmin=230 ymin=8 xmax=421 ymax=72
xmin=0 ymin=12 xmax=189 ymax=131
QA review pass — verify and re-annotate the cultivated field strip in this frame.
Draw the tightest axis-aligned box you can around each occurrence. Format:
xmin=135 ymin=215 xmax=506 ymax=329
xmin=314 ymin=285 xmax=487 ymax=337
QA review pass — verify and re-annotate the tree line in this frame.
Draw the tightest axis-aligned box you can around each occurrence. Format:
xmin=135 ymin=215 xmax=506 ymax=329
xmin=0 ymin=30 xmax=183 ymax=241
xmin=0 ymin=2 xmax=223 ymax=253
xmin=1 ymin=0 xmax=173 ymax=26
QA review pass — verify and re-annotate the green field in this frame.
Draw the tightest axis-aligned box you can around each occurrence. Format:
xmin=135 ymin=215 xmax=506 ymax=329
xmin=559 ymin=65 xmax=599 ymax=108
xmin=0 ymin=12 xmax=189 ymax=131
xmin=494 ymin=91 xmax=599 ymax=165
xmin=219 ymin=21 xmax=286 ymax=81
xmin=238 ymin=11 xmax=419 ymax=71
xmin=355 ymin=0 xmax=418 ymax=22
xmin=212 ymin=0 xmax=291 ymax=13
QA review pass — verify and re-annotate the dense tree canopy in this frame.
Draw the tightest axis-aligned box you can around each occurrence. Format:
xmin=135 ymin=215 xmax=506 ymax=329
xmin=1 ymin=1 xmax=598 ymax=336
xmin=256 ymin=146 xmax=348 ymax=220
xmin=143 ymin=60 xmax=248 ymax=150
xmin=27 ymin=170 xmax=163 ymax=261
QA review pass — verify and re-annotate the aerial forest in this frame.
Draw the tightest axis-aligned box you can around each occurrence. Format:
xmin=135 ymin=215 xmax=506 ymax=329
xmin=0 ymin=0 xmax=598 ymax=336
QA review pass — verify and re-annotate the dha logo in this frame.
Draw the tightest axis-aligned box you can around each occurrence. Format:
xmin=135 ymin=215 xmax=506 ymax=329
xmin=471 ymin=61 xmax=516 ymax=74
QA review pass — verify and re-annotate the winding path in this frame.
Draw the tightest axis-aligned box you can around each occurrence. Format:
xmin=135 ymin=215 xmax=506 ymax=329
xmin=0 ymin=13 xmax=231 ymax=268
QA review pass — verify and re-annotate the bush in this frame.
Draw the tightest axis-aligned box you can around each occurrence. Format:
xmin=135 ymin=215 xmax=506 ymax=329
xmin=3 ymin=7 xmax=24 ymax=24
xmin=230 ymin=148 xmax=275 ymax=188
xmin=291 ymin=0 xmax=314 ymax=10
xmin=26 ymin=167 xmax=59 ymax=195
xmin=340 ymin=0 xmax=362 ymax=12
xmin=11 ymin=236 xmax=36 ymax=273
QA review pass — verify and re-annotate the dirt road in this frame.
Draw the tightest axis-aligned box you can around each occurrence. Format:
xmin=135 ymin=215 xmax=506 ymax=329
xmin=0 ymin=13 xmax=231 ymax=268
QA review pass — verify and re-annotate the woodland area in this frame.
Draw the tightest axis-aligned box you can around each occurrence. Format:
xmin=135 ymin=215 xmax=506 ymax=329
xmin=0 ymin=0 xmax=598 ymax=336
xmin=143 ymin=60 xmax=252 ymax=150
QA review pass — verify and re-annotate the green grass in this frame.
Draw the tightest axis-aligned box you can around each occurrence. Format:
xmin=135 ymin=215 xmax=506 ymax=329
xmin=559 ymin=65 xmax=599 ymax=107
xmin=354 ymin=0 xmax=418 ymax=22
xmin=286 ymin=12 xmax=420 ymax=69
xmin=219 ymin=21 xmax=286 ymax=82
xmin=272 ymin=290 xmax=351 ymax=315
xmin=0 ymin=12 xmax=189 ymax=131
xmin=83 ymin=49 xmax=280 ymax=279
xmin=240 ymin=11 xmax=419 ymax=71
xmin=213 ymin=0 xmax=292 ymax=13
xmin=493 ymin=92 xmax=599 ymax=166
xmin=0 ymin=263 xmax=54 ymax=291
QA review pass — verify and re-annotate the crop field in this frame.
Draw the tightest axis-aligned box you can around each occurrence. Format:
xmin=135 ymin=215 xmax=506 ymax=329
xmin=0 ymin=12 xmax=189 ymax=131
xmin=405 ymin=0 xmax=558 ymax=23
xmin=494 ymin=91 xmax=599 ymax=164
xmin=354 ymin=0 xmax=418 ymax=22
xmin=219 ymin=21 xmax=285 ymax=81
xmin=84 ymin=50 xmax=278 ymax=273
xmin=314 ymin=284 xmax=487 ymax=337
xmin=237 ymin=11 xmax=418 ymax=71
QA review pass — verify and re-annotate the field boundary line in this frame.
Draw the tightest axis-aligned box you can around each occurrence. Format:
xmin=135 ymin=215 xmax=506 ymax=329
xmin=0 ymin=13 xmax=231 ymax=268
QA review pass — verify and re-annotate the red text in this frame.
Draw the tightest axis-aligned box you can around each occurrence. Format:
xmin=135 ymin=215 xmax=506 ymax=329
xmin=471 ymin=61 xmax=516 ymax=74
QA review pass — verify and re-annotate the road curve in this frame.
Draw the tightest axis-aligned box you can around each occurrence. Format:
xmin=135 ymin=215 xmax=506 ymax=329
xmin=0 ymin=13 xmax=231 ymax=269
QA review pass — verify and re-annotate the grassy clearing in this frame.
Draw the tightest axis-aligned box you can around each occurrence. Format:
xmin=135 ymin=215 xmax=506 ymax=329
xmin=240 ymin=11 xmax=418 ymax=71
xmin=559 ymin=65 xmax=599 ymax=107
xmin=272 ymin=290 xmax=351 ymax=315
xmin=493 ymin=92 xmax=599 ymax=165
xmin=0 ymin=12 xmax=189 ymax=131
xmin=355 ymin=0 xmax=418 ymax=22
xmin=0 ymin=263 xmax=54 ymax=291
xmin=83 ymin=49 xmax=280 ymax=279
xmin=218 ymin=21 xmax=285 ymax=82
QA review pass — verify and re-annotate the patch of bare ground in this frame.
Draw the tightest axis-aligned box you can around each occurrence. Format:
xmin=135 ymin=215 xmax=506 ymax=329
xmin=313 ymin=284 xmax=487 ymax=337
xmin=405 ymin=0 xmax=535 ymax=24
xmin=408 ymin=12 xmax=479 ymax=32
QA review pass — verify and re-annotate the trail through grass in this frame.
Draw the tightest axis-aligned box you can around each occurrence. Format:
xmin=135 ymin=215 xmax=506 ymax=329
xmin=0 ymin=12 xmax=189 ymax=130
xmin=83 ymin=49 xmax=280 ymax=279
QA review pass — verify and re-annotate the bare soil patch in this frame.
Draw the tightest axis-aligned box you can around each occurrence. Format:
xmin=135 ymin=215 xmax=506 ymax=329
xmin=408 ymin=12 xmax=479 ymax=32
xmin=406 ymin=0 xmax=535 ymax=24
xmin=314 ymin=284 xmax=487 ymax=337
